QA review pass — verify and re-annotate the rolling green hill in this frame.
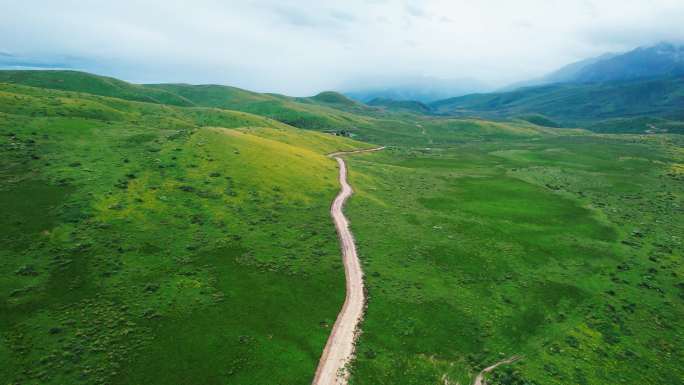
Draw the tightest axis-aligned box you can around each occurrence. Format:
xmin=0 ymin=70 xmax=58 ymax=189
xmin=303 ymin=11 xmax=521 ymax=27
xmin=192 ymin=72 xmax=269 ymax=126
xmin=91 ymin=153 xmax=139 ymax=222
xmin=1 ymin=70 xmax=567 ymax=145
xmin=0 ymin=70 xmax=372 ymax=131
xmin=308 ymin=91 xmax=364 ymax=107
xmin=0 ymin=81 xmax=372 ymax=385
xmin=2 ymin=70 xmax=682 ymax=385
xmin=367 ymin=97 xmax=432 ymax=114
xmin=145 ymin=83 xmax=377 ymax=131
xmin=4 ymin=70 xmax=683 ymax=136
xmin=430 ymin=76 xmax=684 ymax=128
xmin=0 ymin=70 xmax=195 ymax=106
xmin=0 ymin=70 xmax=403 ymax=139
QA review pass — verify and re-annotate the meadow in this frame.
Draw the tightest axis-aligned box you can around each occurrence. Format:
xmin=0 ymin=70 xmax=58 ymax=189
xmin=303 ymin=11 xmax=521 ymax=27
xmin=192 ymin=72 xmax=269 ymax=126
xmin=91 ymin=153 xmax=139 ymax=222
xmin=345 ymin=135 xmax=683 ymax=384
xmin=0 ymin=81 xmax=368 ymax=384
xmin=1 ymin=71 xmax=683 ymax=385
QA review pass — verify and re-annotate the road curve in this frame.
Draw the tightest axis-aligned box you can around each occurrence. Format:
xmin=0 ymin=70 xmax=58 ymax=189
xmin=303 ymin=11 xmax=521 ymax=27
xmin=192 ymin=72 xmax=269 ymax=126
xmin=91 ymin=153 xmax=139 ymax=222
xmin=472 ymin=356 xmax=521 ymax=385
xmin=311 ymin=147 xmax=384 ymax=385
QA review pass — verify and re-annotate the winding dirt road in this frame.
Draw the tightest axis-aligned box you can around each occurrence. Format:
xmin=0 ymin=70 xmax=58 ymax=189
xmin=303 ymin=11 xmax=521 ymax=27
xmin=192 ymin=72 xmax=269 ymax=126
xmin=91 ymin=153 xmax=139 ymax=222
xmin=311 ymin=147 xmax=384 ymax=385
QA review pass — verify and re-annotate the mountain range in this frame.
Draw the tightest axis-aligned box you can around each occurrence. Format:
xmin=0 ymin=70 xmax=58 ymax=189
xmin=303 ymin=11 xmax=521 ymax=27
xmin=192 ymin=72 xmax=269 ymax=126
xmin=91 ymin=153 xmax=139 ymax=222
xmin=344 ymin=42 xmax=684 ymax=104
xmin=349 ymin=42 xmax=679 ymax=133
xmin=1 ymin=42 xmax=682 ymax=134
xmin=511 ymin=42 xmax=684 ymax=88
xmin=424 ymin=42 xmax=684 ymax=130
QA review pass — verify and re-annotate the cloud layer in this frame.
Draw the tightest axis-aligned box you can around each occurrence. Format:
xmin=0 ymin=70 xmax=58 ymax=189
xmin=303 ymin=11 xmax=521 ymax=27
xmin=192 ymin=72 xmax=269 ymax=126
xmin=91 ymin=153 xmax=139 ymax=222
xmin=2 ymin=0 xmax=683 ymax=95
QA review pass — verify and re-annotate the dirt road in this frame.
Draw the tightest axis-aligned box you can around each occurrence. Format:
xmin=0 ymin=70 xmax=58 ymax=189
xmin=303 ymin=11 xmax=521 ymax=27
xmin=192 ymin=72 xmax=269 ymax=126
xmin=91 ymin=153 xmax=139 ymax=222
xmin=311 ymin=147 xmax=384 ymax=385
xmin=472 ymin=356 xmax=521 ymax=385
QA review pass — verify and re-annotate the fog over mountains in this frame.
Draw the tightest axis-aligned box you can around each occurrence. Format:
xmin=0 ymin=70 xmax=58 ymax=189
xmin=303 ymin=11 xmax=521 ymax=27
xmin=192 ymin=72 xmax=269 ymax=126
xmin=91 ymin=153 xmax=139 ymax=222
xmin=343 ymin=76 xmax=491 ymax=103
xmin=343 ymin=42 xmax=684 ymax=104
xmin=1 ymin=40 xmax=683 ymax=106
xmin=557 ymin=42 xmax=684 ymax=83
xmin=353 ymin=42 xmax=684 ymax=102
xmin=350 ymin=42 xmax=684 ymax=132
xmin=505 ymin=41 xmax=684 ymax=90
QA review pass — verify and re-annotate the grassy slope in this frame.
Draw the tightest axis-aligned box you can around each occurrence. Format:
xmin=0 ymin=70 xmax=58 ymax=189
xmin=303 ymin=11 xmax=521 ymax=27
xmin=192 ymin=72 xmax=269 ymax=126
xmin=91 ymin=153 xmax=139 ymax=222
xmin=345 ymin=135 xmax=683 ymax=384
xmin=366 ymin=98 xmax=432 ymax=114
xmin=0 ymin=70 xmax=564 ymax=145
xmin=0 ymin=82 xmax=371 ymax=384
xmin=145 ymin=83 xmax=378 ymax=132
xmin=3 ymin=70 xmax=683 ymax=385
xmin=0 ymin=70 xmax=195 ymax=106
xmin=430 ymin=76 xmax=684 ymax=126
xmin=0 ymin=70 xmax=373 ymax=133
xmin=587 ymin=116 xmax=684 ymax=134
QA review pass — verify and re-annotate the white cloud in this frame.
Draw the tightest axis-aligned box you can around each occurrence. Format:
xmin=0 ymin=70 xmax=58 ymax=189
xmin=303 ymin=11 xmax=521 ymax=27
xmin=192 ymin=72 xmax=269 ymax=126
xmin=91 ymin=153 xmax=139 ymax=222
xmin=1 ymin=0 xmax=682 ymax=95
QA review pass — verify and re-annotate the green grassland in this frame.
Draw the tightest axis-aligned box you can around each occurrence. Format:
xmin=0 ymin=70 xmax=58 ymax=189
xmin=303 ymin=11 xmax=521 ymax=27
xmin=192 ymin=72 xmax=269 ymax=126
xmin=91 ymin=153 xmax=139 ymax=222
xmin=2 ymin=70 xmax=683 ymax=385
xmin=0 ymin=70 xmax=563 ymax=145
xmin=6 ymin=70 xmax=683 ymax=137
xmin=586 ymin=116 xmax=684 ymax=134
xmin=0 ymin=70 xmax=380 ymax=135
xmin=0 ymin=81 xmax=371 ymax=384
xmin=345 ymin=135 xmax=683 ymax=384
xmin=0 ymin=70 xmax=195 ymax=106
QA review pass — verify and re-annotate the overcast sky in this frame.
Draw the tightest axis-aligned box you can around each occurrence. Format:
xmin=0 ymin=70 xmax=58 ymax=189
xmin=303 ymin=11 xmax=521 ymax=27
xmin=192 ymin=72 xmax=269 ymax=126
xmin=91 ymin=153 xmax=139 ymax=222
xmin=1 ymin=0 xmax=683 ymax=95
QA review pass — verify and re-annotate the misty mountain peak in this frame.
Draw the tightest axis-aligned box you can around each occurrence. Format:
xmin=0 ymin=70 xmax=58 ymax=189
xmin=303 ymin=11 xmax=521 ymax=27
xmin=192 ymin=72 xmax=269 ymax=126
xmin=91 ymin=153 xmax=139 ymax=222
xmin=648 ymin=41 xmax=684 ymax=62
xmin=513 ymin=41 xmax=684 ymax=88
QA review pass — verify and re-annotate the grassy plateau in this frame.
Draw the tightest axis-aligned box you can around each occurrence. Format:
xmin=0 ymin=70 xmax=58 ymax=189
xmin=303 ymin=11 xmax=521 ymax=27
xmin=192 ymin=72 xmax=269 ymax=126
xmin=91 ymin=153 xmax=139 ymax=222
xmin=345 ymin=135 xmax=683 ymax=384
